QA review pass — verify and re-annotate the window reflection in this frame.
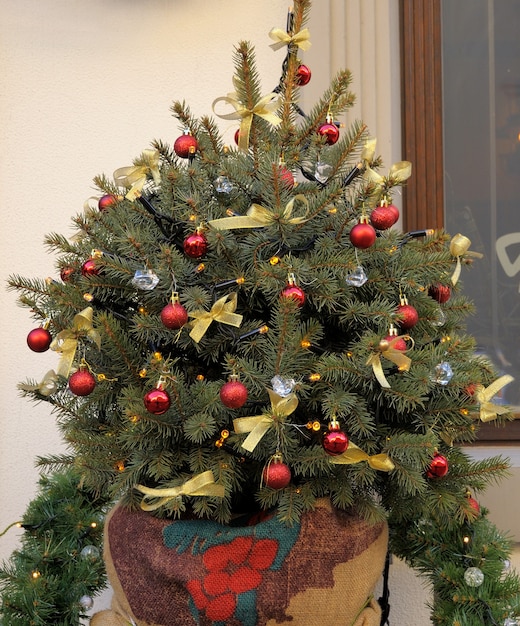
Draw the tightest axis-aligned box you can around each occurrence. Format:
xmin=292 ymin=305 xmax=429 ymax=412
xmin=443 ymin=0 xmax=520 ymax=408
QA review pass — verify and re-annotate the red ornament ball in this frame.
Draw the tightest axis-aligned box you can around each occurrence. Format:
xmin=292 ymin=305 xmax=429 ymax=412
xmin=426 ymin=453 xmax=449 ymax=478
xmin=69 ymin=369 xmax=96 ymax=396
xmin=349 ymin=222 xmax=377 ymax=249
xmin=60 ymin=266 xmax=75 ymax=282
xmin=323 ymin=425 xmax=349 ymax=456
xmin=27 ymin=327 xmax=52 ymax=353
xmin=387 ymin=204 xmax=400 ymax=222
xmin=317 ymin=122 xmax=340 ymax=145
xmin=98 ymin=194 xmax=118 ymax=212
xmin=382 ymin=334 xmax=407 ymax=352
xmin=160 ymin=301 xmax=188 ymax=329
xmin=183 ymin=232 xmax=208 ymax=258
xmin=278 ymin=166 xmax=295 ymax=188
xmin=467 ymin=496 xmax=481 ymax=515
xmin=295 ymin=64 xmax=312 ymax=86
xmin=174 ymin=134 xmax=198 ymax=158
xmin=220 ymin=380 xmax=248 ymax=409
xmin=428 ymin=284 xmax=451 ymax=303
xmin=370 ymin=205 xmax=398 ymax=230
xmin=234 ymin=129 xmax=241 ymax=145
xmin=396 ymin=304 xmax=419 ymax=330
xmin=262 ymin=461 xmax=292 ymax=490
xmin=81 ymin=258 xmax=100 ymax=277
xmin=281 ymin=284 xmax=306 ymax=307
xmin=143 ymin=387 xmax=171 ymax=415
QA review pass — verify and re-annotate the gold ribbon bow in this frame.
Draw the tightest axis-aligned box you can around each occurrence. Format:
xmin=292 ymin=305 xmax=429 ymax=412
xmin=233 ymin=389 xmax=298 ymax=452
xmin=189 ymin=293 xmax=243 ymax=343
xmin=113 ymin=149 xmax=161 ymax=201
xmin=360 ymin=138 xmax=377 ymax=165
xmin=50 ymin=307 xmax=101 ymax=378
xmin=212 ymin=80 xmax=281 ymax=152
xmin=209 ymin=195 xmax=309 ymax=231
xmin=135 ymin=470 xmax=225 ymax=512
xmin=331 ymin=442 xmax=395 ymax=471
xmin=449 ymin=233 xmax=483 ymax=286
xmin=475 ymin=375 xmax=514 ymax=422
xmin=361 ymin=138 xmax=411 ymax=190
xmin=268 ymin=27 xmax=311 ymax=51
xmin=366 ymin=336 xmax=412 ymax=389
xmin=18 ymin=370 xmax=59 ymax=397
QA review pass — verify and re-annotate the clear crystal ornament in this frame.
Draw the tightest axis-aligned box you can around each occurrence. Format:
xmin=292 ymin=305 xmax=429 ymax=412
xmin=503 ymin=559 xmax=511 ymax=572
xmin=131 ymin=269 xmax=159 ymax=291
xmin=430 ymin=361 xmax=454 ymax=385
xmin=271 ymin=375 xmax=296 ymax=397
xmin=214 ymin=175 xmax=233 ymax=193
xmin=464 ymin=566 xmax=484 ymax=587
xmin=315 ymin=161 xmax=333 ymax=183
xmin=80 ymin=544 xmax=100 ymax=562
xmin=79 ymin=595 xmax=94 ymax=610
xmin=345 ymin=266 xmax=368 ymax=287
xmin=504 ymin=618 xmax=517 ymax=626
xmin=431 ymin=306 xmax=446 ymax=327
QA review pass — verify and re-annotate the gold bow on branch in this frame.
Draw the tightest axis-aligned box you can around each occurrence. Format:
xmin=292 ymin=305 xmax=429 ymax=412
xmin=50 ymin=307 xmax=101 ymax=378
xmin=331 ymin=442 xmax=395 ymax=472
xmin=361 ymin=138 xmax=412 ymax=191
xmin=474 ymin=375 xmax=514 ymax=422
xmin=233 ymin=389 xmax=298 ymax=452
xmin=135 ymin=471 xmax=225 ymax=512
xmin=18 ymin=370 xmax=59 ymax=397
xmin=209 ymin=195 xmax=309 ymax=231
xmin=366 ymin=335 xmax=412 ymax=389
xmin=449 ymin=234 xmax=483 ymax=286
xmin=268 ymin=27 xmax=311 ymax=51
xmin=212 ymin=81 xmax=281 ymax=152
xmin=113 ymin=149 xmax=161 ymax=201
xmin=189 ymin=293 xmax=243 ymax=343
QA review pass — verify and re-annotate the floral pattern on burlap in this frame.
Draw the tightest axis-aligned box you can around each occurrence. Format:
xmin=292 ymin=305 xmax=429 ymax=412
xmin=163 ymin=515 xmax=300 ymax=626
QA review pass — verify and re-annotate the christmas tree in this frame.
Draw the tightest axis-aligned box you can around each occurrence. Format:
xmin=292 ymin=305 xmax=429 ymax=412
xmin=3 ymin=0 xmax=520 ymax=623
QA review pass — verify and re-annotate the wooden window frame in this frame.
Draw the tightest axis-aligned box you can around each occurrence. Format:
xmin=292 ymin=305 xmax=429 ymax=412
xmin=399 ymin=0 xmax=520 ymax=442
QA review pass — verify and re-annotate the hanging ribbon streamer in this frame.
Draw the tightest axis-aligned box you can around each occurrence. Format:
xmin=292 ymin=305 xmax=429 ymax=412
xmin=331 ymin=442 xmax=395 ymax=472
xmin=113 ymin=149 xmax=161 ymax=201
xmin=209 ymin=195 xmax=309 ymax=231
xmin=212 ymin=79 xmax=281 ymax=152
xmin=135 ymin=471 xmax=225 ymax=512
xmin=449 ymin=233 xmax=483 ymax=286
xmin=18 ymin=370 xmax=59 ymax=397
xmin=50 ymin=307 xmax=101 ymax=378
xmin=233 ymin=389 xmax=298 ymax=452
xmin=366 ymin=336 xmax=412 ymax=389
xmin=474 ymin=375 xmax=514 ymax=422
xmin=189 ymin=293 xmax=243 ymax=343
xmin=268 ymin=27 xmax=312 ymax=51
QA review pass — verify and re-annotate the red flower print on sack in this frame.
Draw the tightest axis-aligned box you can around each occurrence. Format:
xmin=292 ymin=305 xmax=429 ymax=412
xmin=186 ymin=535 xmax=278 ymax=622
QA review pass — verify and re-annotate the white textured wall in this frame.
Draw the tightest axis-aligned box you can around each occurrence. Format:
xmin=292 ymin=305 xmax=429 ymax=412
xmin=0 ymin=1 xmax=451 ymax=623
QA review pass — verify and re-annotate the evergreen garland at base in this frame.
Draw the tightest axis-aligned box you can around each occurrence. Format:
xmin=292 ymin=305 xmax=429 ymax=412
xmin=0 ymin=469 xmax=108 ymax=625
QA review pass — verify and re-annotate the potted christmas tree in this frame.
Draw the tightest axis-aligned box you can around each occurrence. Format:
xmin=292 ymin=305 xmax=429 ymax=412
xmin=4 ymin=1 xmax=520 ymax=624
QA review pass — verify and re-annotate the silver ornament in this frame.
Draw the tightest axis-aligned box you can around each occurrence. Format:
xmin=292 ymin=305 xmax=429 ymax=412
xmin=271 ymin=375 xmax=296 ymax=397
xmin=345 ymin=266 xmax=368 ymax=287
xmin=131 ymin=269 xmax=160 ymax=291
xmin=79 ymin=595 xmax=94 ymax=609
xmin=430 ymin=361 xmax=454 ymax=386
xmin=464 ymin=566 xmax=484 ymax=587
xmin=80 ymin=544 xmax=100 ymax=562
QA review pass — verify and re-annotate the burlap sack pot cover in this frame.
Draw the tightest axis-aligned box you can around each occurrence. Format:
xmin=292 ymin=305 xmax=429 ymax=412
xmin=90 ymin=499 xmax=388 ymax=626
